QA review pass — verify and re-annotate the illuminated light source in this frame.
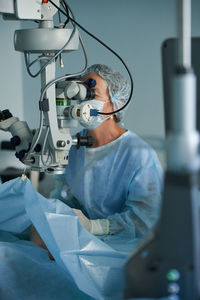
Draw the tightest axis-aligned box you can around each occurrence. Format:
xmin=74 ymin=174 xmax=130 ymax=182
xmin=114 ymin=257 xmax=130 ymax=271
xmin=166 ymin=269 xmax=180 ymax=282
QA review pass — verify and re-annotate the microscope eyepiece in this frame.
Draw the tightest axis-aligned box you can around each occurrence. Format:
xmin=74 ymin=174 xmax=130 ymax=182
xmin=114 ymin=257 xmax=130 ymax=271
xmin=85 ymin=78 xmax=96 ymax=88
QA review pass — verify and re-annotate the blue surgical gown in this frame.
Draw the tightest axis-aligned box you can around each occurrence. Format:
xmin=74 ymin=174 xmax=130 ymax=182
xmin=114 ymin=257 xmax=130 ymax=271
xmin=51 ymin=130 xmax=163 ymax=238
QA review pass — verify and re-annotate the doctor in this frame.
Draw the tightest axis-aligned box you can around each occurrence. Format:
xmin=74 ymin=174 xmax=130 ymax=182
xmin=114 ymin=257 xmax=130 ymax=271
xmin=31 ymin=64 xmax=163 ymax=249
xmin=51 ymin=64 xmax=163 ymax=236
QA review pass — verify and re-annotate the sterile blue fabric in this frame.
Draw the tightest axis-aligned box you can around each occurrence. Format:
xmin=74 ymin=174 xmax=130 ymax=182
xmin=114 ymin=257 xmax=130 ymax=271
xmin=24 ymin=179 xmax=127 ymax=299
xmin=0 ymin=178 xmax=31 ymax=233
xmin=51 ymin=130 xmax=163 ymax=240
xmin=0 ymin=177 xmax=134 ymax=300
xmin=0 ymin=231 xmax=92 ymax=300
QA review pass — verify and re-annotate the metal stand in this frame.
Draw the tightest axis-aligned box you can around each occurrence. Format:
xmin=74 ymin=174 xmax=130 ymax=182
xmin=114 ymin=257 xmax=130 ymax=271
xmin=124 ymin=0 xmax=200 ymax=298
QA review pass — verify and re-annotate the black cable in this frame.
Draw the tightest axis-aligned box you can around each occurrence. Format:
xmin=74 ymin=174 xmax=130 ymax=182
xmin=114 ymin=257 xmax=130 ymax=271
xmin=61 ymin=0 xmax=70 ymax=27
xmin=48 ymin=0 xmax=133 ymax=116
xmin=62 ymin=1 xmax=76 ymax=30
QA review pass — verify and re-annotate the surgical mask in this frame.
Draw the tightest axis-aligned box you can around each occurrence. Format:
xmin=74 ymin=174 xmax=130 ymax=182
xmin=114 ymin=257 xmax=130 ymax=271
xmin=80 ymin=100 xmax=112 ymax=130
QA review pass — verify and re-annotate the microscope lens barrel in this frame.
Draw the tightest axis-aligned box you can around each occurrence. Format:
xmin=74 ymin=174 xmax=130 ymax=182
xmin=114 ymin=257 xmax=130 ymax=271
xmin=86 ymin=89 xmax=96 ymax=100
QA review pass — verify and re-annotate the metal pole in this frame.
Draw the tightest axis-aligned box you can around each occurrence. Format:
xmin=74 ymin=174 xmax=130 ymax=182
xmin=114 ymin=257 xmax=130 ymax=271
xmin=177 ymin=0 xmax=191 ymax=68
xmin=124 ymin=1 xmax=200 ymax=299
xmin=167 ymin=0 xmax=199 ymax=172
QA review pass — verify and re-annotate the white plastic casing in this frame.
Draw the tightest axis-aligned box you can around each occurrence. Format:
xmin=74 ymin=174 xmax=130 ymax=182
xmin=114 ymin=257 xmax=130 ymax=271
xmin=71 ymin=103 xmax=93 ymax=122
xmin=15 ymin=0 xmax=59 ymax=20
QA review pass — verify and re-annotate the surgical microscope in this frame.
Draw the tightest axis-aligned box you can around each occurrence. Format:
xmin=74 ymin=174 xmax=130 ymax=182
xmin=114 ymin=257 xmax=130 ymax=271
xmin=0 ymin=0 xmax=98 ymax=175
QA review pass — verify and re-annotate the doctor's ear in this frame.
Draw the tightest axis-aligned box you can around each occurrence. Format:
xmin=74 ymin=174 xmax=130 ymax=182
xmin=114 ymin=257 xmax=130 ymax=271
xmin=112 ymin=98 xmax=125 ymax=123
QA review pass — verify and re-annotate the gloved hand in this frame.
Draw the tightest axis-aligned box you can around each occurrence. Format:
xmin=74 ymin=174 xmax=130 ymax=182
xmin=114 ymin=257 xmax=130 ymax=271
xmin=73 ymin=209 xmax=110 ymax=235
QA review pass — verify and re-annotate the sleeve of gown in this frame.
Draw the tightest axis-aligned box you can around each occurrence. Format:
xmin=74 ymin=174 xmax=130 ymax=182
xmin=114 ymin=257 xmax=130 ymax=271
xmin=50 ymin=175 xmax=82 ymax=209
xmin=106 ymin=156 xmax=163 ymax=237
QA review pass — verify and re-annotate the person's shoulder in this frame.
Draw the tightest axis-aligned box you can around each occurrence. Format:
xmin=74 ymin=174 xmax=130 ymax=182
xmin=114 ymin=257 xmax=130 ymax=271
xmin=121 ymin=130 xmax=151 ymax=150
xmin=120 ymin=130 xmax=160 ymax=164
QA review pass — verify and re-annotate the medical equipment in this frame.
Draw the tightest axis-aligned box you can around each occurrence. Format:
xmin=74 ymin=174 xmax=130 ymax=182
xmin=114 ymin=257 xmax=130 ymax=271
xmin=124 ymin=0 xmax=200 ymax=299
xmin=162 ymin=37 xmax=200 ymax=136
xmin=0 ymin=0 xmax=99 ymax=174
xmin=61 ymin=79 xmax=96 ymax=100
